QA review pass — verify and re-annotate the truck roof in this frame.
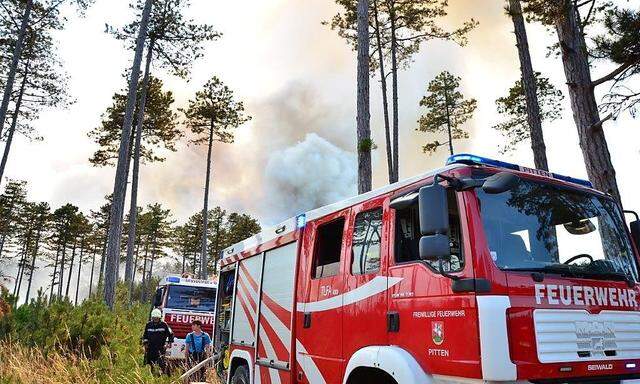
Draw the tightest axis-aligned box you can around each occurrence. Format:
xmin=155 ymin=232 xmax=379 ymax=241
xmin=220 ymin=153 xmax=599 ymax=267
xmin=220 ymin=163 xmax=464 ymax=264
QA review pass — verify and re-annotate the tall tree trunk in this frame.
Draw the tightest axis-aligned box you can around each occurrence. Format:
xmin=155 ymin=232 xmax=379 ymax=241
xmin=58 ymin=240 xmax=67 ymax=297
xmin=212 ymin=217 xmax=221 ymax=274
xmin=139 ymin=243 xmax=148 ymax=302
xmin=146 ymin=243 xmax=156 ymax=301
xmin=508 ymin=0 xmax=549 ymax=171
xmin=0 ymin=0 xmax=32 ymax=139
xmin=125 ymin=40 xmax=155 ymax=303
xmin=13 ymin=250 xmax=26 ymax=298
xmin=25 ymin=224 xmax=42 ymax=303
xmin=104 ymin=0 xmax=153 ymax=309
xmin=14 ymin=228 xmax=32 ymax=300
xmin=89 ymin=244 xmax=97 ymax=297
xmin=553 ymin=0 xmax=620 ymax=201
xmin=132 ymin=243 xmax=140 ymax=282
xmin=373 ymin=0 xmax=394 ymax=183
xmin=98 ymin=232 xmax=107 ymax=288
xmin=0 ymin=60 xmax=29 ymax=181
xmin=200 ymin=123 xmax=214 ymax=279
xmin=75 ymin=242 xmax=84 ymax=306
xmin=65 ymin=241 xmax=77 ymax=299
xmin=443 ymin=79 xmax=454 ymax=156
xmin=0 ymin=234 xmax=6 ymax=261
xmin=49 ymin=245 xmax=60 ymax=302
xmin=356 ymin=0 xmax=372 ymax=194
xmin=389 ymin=1 xmax=400 ymax=182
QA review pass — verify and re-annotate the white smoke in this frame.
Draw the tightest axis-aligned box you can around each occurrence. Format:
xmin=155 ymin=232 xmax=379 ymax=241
xmin=264 ymin=133 xmax=357 ymax=221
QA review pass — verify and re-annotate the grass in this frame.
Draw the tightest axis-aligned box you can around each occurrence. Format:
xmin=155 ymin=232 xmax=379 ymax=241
xmin=0 ymin=281 xmax=229 ymax=383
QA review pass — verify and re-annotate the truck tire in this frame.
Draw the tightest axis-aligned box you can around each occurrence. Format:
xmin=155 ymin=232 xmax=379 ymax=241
xmin=231 ymin=365 xmax=249 ymax=384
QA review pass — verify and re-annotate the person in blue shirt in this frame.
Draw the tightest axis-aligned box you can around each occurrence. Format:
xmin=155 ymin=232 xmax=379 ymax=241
xmin=184 ymin=319 xmax=212 ymax=381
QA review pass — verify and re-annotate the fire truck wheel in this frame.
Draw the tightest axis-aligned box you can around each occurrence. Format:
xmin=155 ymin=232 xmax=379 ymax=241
xmin=231 ymin=365 xmax=249 ymax=384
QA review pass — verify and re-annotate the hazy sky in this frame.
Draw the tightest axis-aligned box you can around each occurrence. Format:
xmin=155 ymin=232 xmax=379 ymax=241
xmin=4 ymin=0 xmax=640 ymax=227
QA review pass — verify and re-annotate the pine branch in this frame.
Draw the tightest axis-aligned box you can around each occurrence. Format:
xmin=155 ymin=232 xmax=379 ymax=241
xmin=592 ymin=60 xmax=638 ymax=88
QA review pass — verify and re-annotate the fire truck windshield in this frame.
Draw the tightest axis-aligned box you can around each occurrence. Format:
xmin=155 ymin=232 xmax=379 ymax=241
xmin=477 ymin=178 xmax=639 ymax=282
xmin=166 ymin=285 xmax=217 ymax=312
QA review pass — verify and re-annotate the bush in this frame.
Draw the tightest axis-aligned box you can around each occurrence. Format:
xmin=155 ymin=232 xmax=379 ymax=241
xmin=0 ymin=283 xmax=177 ymax=383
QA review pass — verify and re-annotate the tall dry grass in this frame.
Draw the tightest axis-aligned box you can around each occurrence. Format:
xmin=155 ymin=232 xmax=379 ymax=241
xmin=0 ymin=339 xmax=157 ymax=384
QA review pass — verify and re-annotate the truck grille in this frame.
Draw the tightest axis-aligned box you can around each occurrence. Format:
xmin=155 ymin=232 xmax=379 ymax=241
xmin=533 ymin=309 xmax=640 ymax=363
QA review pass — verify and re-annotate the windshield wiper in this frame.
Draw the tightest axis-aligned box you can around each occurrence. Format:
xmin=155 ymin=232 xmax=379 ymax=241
xmin=503 ymin=265 xmax=635 ymax=286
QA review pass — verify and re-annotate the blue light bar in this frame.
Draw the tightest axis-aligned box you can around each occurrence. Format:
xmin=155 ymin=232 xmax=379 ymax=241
xmin=166 ymin=276 xmax=180 ymax=283
xmin=296 ymin=214 xmax=307 ymax=229
xmin=446 ymin=153 xmax=593 ymax=188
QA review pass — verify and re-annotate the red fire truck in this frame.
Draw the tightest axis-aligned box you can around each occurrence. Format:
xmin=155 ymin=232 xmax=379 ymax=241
xmin=152 ymin=275 xmax=218 ymax=360
xmin=212 ymin=154 xmax=640 ymax=384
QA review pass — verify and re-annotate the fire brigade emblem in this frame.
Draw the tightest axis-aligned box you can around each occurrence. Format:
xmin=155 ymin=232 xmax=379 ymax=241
xmin=432 ymin=321 xmax=444 ymax=345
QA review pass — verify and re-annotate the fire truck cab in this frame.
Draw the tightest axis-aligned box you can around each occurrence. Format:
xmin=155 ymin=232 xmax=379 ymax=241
xmin=213 ymin=154 xmax=640 ymax=384
xmin=153 ymin=275 xmax=218 ymax=360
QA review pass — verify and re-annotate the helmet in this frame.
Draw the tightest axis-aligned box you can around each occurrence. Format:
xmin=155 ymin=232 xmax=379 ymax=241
xmin=151 ymin=308 xmax=162 ymax=318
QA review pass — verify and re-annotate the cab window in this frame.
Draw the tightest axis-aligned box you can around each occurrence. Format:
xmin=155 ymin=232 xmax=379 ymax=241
xmin=351 ymin=208 xmax=383 ymax=275
xmin=394 ymin=189 xmax=464 ymax=272
xmin=312 ymin=217 xmax=345 ymax=278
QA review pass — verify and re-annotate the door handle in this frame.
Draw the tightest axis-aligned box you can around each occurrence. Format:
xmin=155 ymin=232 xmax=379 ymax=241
xmin=303 ymin=312 xmax=311 ymax=328
xmin=387 ymin=311 xmax=399 ymax=332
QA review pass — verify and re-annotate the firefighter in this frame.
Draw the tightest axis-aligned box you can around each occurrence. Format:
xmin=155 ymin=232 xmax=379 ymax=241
xmin=184 ymin=319 xmax=212 ymax=381
xmin=142 ymin=308 xmax=174 ymax=374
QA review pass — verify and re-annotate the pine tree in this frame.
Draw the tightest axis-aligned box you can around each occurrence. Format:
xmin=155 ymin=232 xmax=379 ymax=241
xmin=88 ymin=196 xmax=111 ymax=293
xmin=326 ymin=0 xmax=477 ymax=182
xmin=104 ymin=0 xmax=219 ymax=305
xmin=417 ymin=71 xmax=477 ymax=156
xmin=102 ymin=0 xmax=152 ymax=309
xmin=48 ymin=203 xmax=79 ymax=300
xmin=355 ymin=0 xmax=372 ymax=194
xmin=0 ymin=0 xmax=87 ymax=176
xmin=182 ymin=77 xmax=250 ymax=278
xmin=494 ymin=73 xmax=564 ymax=154
xmin=505 ymin=0 xmax=550 ymax=170
xmin=523 ymin=0 xmax=640 ymax=202
xmin=0 ymin=179 xmax=27 ymax=278
xmin=0 ymin=2 xmax=72 ymax=182
xmin=23 ymin=202 xmax=49 ymax=303
xmin=137 ymin=203 xmax=174 ymax=301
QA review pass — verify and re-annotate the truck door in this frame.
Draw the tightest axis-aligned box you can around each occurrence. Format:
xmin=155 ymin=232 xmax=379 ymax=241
xmin=255 ymin=242 xmax=298 ymax=384
xmin=296 ymin=209 xmax=349 ymax=383
xmin=342 ymin=196 xmax=390 ymax=360
xmin=388 ymin=189 xmax=482 ymax=378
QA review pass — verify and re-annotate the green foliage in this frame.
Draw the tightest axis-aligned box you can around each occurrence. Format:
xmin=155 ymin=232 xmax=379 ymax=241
xmin=593 ymin=7 xmax=640 ymax=119
xmin=0 ymin=179 xmax=27 ymax=276
xmin=326 ymin=0 xmax=477 ymax=71
xmin=523 ymin=0 xmax=640 ymax=120
xmin=0 ymin=283 xmax=174 ymax=383
xmin=182 ymin=76 xmax=251 ymax=145
xmin=173 ymin=208 xmax=260 ymax=274
xmin=88 ymin=77 xmax=180 ymax=166
xmin=0 ymin=0 xmax=83 ymax=141
xmin=417 ymin=71 xmax=476 ymax=155
xmin=493 ymin=73 xmax=564 ymax=153
xmin=357 ymin=138 xmax=377 ymax=153
xmin=108 ymin=0 xmax=220 ymax=79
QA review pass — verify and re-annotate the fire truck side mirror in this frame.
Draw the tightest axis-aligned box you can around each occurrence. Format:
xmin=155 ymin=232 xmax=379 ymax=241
xmin=482 ymin=172 xmax=520 ymax=194
xmin=630 ymin=220 xmax=640 ymax=251
xmin=624 ymin=211 xmax=640 ymax=251
xmin=153 ymin=289 xmax=163 ymax=307
xmin=419 ymin=234 xmax=451 ymax=261
xmin=418 ymin=183 xmax=449 ymax=236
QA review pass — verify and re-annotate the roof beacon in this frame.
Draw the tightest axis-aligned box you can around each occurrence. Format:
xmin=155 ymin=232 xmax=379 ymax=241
xmin=446 ymin=153 xmax=593 ymax=188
